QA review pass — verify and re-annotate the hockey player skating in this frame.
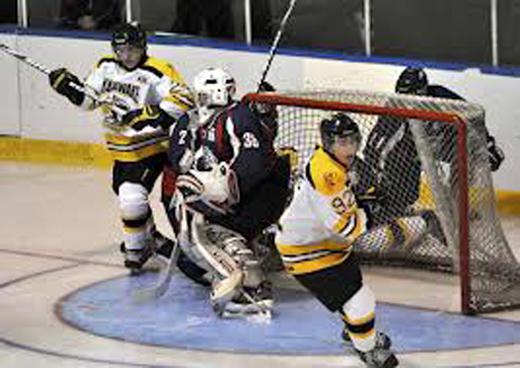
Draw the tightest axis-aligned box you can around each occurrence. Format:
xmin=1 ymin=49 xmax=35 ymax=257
xmin=275 ymin=113 xmax=399 ymax=368
xmin=164 ymin=68 xmax=291 ymax=316
xmin=48 ymin=22 xmax=193 ymax=274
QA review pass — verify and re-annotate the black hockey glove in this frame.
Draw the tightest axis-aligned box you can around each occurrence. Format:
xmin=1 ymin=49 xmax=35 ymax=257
xmin=121 ymin=105 xmax=175 ymax=131
xmin=486 ymin=135 xmax=504 ymax=172
xmin=48 ymin=68 xmax=85 ymax=106
xmin=356 ymin=187 xmax=384 ymax=228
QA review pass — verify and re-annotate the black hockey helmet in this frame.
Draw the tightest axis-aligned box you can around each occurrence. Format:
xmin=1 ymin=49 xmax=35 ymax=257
xmin=320 ymin=113 xmax=361 ymax=150
xmin=395 ymin=66 xmax=428 ymax=94
xmin=251 ymin=81 xmax=278 ymax=135
xmin=253 ymin=81 xmax=277 ymax=114
xmin=111 ymin=22 xmax=147 ymax=50
xmin=258 ymin=81 xmax=275 ymax=92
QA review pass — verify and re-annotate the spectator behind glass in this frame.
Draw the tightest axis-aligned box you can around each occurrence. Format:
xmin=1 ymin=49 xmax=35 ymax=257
xmin=59 ymin=0 xmax=122 ymax=30
xmin=171 ymin=0 xmax=235 ymax=39
xmin=0 ymin=0 xmax=17 ymax=24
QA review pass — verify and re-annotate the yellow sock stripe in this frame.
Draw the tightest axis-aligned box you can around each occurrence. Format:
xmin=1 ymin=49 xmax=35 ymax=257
xmin=343 ymin=311 xmax=375 ymax=326
xmin=123 ymin=225 xmax=147 ymax=234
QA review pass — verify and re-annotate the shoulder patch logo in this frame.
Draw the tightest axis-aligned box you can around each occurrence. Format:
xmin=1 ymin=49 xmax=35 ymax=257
xmin=323 ymin=171 xmax=338 ymax=189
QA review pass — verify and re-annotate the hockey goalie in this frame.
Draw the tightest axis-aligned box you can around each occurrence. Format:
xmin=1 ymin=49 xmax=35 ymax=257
xmin=163 ymin=67 xmax=291 ymax=317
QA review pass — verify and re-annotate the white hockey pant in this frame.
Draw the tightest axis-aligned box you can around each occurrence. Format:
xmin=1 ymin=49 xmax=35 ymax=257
xmin=119 ymin=182 xmax=154 ymax=251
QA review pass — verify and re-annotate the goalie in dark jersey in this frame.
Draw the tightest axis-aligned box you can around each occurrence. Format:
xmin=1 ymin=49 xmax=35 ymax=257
xmin=162 ymin=68 xmax=291 ymax=317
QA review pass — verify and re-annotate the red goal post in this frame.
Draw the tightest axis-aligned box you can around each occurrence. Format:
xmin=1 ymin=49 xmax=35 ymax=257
xmin=243 ymin=90 xmax=520 ymax=315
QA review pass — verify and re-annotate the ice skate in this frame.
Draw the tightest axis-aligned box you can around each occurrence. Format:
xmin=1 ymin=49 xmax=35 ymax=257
xmin=357 ymin=346 xmax=399 ymax=368
xmin=120 ymin=240 xmax=155 ymax=275
xmin=220 ymin=281 xmax=273 ymax=318
xmin=342 ymin=330 xmax=392 ymax=350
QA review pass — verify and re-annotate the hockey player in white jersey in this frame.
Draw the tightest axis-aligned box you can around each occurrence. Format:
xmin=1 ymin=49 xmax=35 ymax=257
xmin=48 ymin=23 xmax=194 ymax=273
xmin=275 ymin=113 xmax=399 ymax=368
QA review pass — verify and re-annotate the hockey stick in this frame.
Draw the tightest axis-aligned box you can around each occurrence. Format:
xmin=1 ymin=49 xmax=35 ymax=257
xmin=0 ymin=42 xmax=125 ymax=115
xmin=132 ymin=195 xmax=187 ymax=303
xmin=257 ymin=0 xmax=298 ymax=91
xmin=132 ymin=239 xmax=180 ymax=303
xmin=0 ymin=42 xmax=51 ymax=75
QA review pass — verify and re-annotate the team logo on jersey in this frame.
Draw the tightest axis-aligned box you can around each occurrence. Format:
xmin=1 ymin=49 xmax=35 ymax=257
xmin=137 ymin=75 xmax=148 ymax=84
xmin=101 ymin=79 xmax=140 ymax=104
xmin=323 ymin=171 xmax=339 ymax=189
xmin=242 ymin=132 xmax=259 ymax=148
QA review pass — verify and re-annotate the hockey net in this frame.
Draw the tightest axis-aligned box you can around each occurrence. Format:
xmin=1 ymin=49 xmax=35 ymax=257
xmin=243 ymin=90 xmax=520 ymax=314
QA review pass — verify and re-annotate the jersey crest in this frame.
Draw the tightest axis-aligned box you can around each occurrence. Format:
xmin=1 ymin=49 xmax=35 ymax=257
xmin=308 ymin=147 xmax=347 ymax=196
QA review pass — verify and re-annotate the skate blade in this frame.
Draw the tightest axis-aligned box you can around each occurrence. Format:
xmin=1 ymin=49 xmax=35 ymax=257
xmin=220 ymin=309 xmax=272 ymax=322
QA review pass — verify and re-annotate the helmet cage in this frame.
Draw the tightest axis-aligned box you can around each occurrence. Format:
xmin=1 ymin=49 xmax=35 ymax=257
xmin=193 ymin=68 xmax=236 ymax=109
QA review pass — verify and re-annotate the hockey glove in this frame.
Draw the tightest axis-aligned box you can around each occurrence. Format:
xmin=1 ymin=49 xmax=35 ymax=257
xmin=177 ymin=163 xmax=239 ymax=206
xmin=48 ymin=68 xmax=85 ymax=106
xmin=486 ymin=135 xmax=504 ymax=172
xmin=121 ymin=105 xmax=175 ymax=131
xmin=356 ymin=186 xmax=383 ymax=228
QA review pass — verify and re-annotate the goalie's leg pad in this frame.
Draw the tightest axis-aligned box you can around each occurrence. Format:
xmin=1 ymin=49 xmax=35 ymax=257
xmin=175 ymin=250 xmax=212 ymax=286
xmin=190 ymin=219 xmax=270 ymax=313
xmin=223 ymin=280 xmax=273 ymax=315
xmin=189 ymin=218 xmax=244 ymax=307
xmin=211 ymin=269 xmax=244 ymax=308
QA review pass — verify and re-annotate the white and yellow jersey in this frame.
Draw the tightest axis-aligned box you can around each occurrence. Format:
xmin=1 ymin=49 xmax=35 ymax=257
xmin=275 ymin=146 xmax=368 ymax=275
xmin=83 ymin=55 xmax=194 ymax=162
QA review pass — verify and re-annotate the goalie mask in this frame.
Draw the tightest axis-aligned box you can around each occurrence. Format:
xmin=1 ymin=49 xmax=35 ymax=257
xmin=395 ymin=67 xmax=428 ymax=95
xmin=321 ymin=113 xmax=361 ymax=166
xmin=193 ymin=68 xmax=236 ymax=125
xmin=111 ymin=23 xmax=147 ymax=70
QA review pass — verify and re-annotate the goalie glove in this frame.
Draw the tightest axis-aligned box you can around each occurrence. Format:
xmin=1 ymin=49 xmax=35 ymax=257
xmin=486 ymin=134 xmax=505 ymax=172
xmin=177 ymin=163 xmax=239 ymax=209
xmin=48 ymin=68 xmax=85 ymax=106
xmin=121 ymin=105 xmax=176 ymax=131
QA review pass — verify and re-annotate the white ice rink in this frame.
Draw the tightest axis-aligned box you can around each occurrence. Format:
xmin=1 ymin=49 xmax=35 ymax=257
xmin=1 ymin=162 xmax=520 ymax=368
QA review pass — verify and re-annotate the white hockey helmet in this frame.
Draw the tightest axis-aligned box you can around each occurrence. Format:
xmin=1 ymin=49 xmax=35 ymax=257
xmin=192 ymin=68 xmax=236 ymax=124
